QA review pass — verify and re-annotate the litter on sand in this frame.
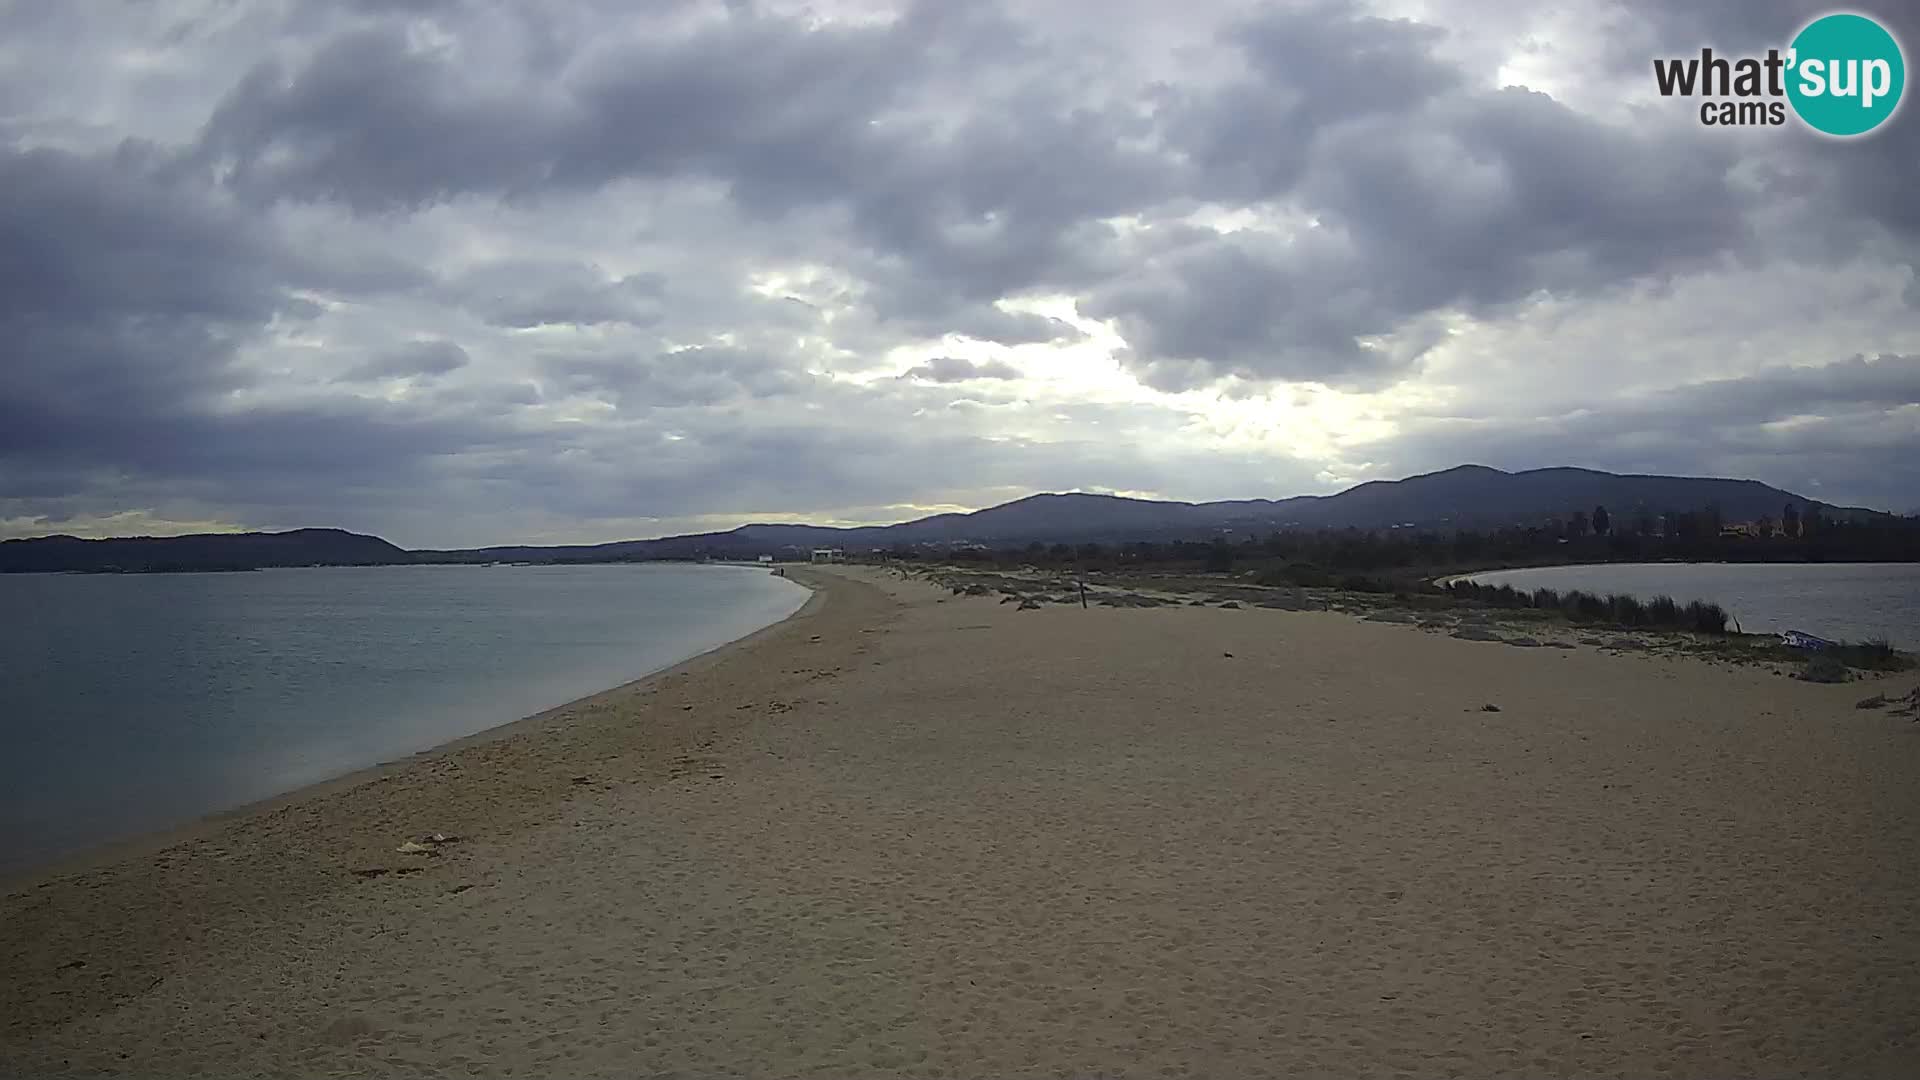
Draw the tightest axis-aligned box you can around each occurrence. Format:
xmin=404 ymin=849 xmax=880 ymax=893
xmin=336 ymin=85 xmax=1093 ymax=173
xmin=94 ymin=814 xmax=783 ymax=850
xmin=396 ymin=833 xmax=463 ymax=855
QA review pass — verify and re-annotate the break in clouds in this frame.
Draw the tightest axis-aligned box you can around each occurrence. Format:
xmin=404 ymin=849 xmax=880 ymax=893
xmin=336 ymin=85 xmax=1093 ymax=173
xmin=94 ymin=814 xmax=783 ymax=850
xmin=1 ymin=0 xmax=1916 ymax=546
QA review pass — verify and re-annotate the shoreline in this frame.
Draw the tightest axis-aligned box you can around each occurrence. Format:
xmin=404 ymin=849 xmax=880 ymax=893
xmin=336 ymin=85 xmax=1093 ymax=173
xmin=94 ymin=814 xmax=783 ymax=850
xmin=1 ymin=568 xmax=826 ymax=894
xmin=6 ymin=565 xmax=1916 ymax=1077
xmin=1435 ymin=562 xmax=1918 ymax=647
xmin=1436 ymin=557 xmax=1920 ymax=585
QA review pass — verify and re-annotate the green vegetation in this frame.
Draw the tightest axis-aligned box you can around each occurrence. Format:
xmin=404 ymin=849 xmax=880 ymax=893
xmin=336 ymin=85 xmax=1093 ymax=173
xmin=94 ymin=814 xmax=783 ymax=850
xmin=889 ymin=510 xmax=1914 ymax=666
xmin=1827 ymin=638 xmax=1908 ymax=672
xmin=1439 ymin=580 xmax=1732 ymax=634
xmin=908 ymin=509 xmax=1915 ymax=580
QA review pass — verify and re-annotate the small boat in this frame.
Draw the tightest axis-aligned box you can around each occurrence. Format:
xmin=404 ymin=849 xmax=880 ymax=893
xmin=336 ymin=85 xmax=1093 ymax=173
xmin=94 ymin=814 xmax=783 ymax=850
xmin=1780 ymin=630 xmax=1836 ymax=650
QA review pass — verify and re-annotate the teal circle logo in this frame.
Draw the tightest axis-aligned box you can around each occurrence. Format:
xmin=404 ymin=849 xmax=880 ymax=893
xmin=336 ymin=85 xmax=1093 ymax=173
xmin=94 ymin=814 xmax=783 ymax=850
xmin=1786 ymin=13 xmax=1906 ymax=136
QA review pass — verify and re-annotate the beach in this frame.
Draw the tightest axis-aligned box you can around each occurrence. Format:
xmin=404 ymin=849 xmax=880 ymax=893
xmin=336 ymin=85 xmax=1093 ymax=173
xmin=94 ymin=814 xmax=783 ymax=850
xmin=4 ymin=565 xmax=1917 ymax=1077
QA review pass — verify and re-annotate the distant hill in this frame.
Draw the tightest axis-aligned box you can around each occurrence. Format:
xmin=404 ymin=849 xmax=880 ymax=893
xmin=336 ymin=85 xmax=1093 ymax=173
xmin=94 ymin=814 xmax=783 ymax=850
xmin=2 ymin=466 xmax=1887 ymax=571
xmin=1240 ymin=464 xmax=1860 ymax=533
xmin=421 ymin=465 xmax=1883 ymax=562
xmin=0 ymin=528 xmax=408 ymax=573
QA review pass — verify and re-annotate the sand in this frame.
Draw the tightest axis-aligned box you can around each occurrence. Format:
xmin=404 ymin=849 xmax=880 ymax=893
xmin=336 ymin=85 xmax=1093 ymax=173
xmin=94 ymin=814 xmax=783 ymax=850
xmin=4 ymin=566 xmax=1917 ymax=1077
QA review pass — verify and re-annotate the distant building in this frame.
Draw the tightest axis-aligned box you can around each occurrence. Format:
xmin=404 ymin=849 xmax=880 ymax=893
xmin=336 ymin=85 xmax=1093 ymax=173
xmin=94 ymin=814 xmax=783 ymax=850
xmin=757 ymin=554 xmax=774 ymax=564
xmin=810 ymin=548 xmax=844 ymax=563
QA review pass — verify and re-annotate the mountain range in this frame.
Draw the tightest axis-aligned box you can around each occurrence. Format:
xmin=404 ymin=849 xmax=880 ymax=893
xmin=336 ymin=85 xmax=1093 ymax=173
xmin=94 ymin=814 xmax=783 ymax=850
xmin=0 ymin=527 xmax=407 ymax=573
xmin=0 ymin=465 xmax=1887 ymax=573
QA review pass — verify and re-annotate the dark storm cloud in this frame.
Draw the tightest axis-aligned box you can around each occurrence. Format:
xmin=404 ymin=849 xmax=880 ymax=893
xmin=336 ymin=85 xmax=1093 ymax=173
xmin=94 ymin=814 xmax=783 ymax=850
xmin=899 ymin=357 xmax=1023 ymax=383
xmin=843 ymin=92 xmax=1181 ymax=310
xmin=0 ymin=144 xmax=283 ymax=460
xmin=192 ymin=4 xmax=1010 ymax=213
xmin=0 ymin=140 xmax=519 ymax=528
xmin=2 ymin=0 xmax=1913 ymax=542
xmin=0 ymin=144 xmax=282 ymax=326
xmin=1167 ymin=5 xmax=1464 ymax=200
xmin=195 ymin=26 xmax=567 ymax=212
xmin=189 ymin=3 xmax=1173 ymax=331
xmin=1085 ymin=6 xmax=1755 ymax=390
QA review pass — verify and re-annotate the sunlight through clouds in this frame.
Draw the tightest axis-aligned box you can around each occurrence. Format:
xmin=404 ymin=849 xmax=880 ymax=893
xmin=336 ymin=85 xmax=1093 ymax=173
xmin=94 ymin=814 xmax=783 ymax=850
xmin=1 ymin=0 xmax=1914 ymax=544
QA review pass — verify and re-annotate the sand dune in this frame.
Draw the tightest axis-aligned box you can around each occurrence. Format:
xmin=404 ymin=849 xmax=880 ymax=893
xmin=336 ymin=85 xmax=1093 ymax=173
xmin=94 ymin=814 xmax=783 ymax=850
xmin=4 ymin=566 xmax=1917 ymax=1077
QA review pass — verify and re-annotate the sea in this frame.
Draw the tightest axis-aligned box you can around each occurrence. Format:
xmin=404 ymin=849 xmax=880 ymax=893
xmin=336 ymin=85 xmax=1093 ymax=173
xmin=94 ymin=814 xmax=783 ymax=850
xmin=0 ymin=563 xmax=809 ymax=877
xmin=1461 ymin=562 xmax=1919 ymax=648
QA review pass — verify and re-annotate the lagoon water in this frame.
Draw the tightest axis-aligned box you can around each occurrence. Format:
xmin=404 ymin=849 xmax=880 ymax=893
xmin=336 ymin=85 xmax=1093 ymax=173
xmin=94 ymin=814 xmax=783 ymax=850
xmin=0 ymin=563 xmax=808 ymax=876
xmin=1463 ymin=562 xmax=1919 ymax=648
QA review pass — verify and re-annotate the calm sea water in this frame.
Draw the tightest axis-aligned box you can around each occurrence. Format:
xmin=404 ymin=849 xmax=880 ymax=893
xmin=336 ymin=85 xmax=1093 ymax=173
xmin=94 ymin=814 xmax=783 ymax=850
xmin=1463 ymin=562 xmax=1919 ymax=647
xmin=0 ymin=563 xmax=808 ymax=876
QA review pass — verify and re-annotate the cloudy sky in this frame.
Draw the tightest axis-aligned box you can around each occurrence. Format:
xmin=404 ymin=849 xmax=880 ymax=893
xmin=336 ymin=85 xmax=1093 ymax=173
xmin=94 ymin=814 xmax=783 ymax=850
xmin=2 ymin=0 xmax=1915 ymax=547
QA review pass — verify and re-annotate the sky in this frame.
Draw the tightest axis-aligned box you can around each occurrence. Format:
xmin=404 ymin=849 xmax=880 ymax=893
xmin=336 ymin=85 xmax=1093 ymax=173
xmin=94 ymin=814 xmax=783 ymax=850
xmin=1 ymin=0 xmax=1916 ymax=548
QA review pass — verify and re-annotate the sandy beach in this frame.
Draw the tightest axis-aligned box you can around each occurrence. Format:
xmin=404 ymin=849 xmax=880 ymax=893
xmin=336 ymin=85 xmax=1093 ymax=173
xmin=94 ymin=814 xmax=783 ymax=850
xmin=4 ymin=565 xmax=1917 ymax=1077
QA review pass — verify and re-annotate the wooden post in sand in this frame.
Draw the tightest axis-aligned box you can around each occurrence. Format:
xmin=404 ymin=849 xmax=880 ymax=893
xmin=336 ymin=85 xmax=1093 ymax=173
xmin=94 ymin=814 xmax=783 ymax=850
xmin=1079 ymin=580 xmax=1088 ymax=608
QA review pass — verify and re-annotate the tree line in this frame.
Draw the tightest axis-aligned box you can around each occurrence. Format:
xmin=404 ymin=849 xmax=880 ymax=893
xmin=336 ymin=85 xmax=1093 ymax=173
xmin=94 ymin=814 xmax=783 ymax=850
xmin=895 ymin=503 xmax=1918 ymax=578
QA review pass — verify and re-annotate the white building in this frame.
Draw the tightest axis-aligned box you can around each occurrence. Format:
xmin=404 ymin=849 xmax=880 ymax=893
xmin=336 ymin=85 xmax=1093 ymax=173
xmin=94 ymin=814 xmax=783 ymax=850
xmin=810 ymin=548 xmax=844 ymax=563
